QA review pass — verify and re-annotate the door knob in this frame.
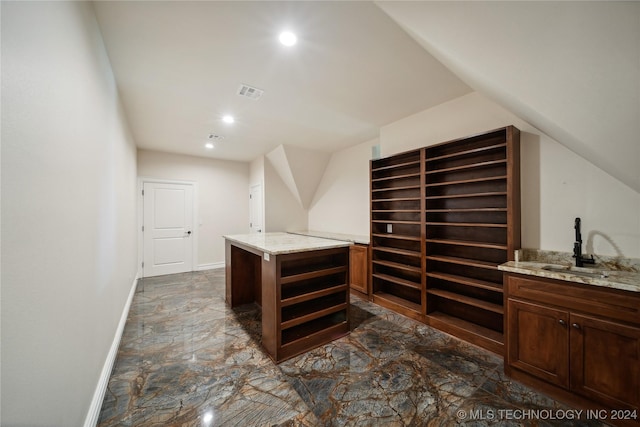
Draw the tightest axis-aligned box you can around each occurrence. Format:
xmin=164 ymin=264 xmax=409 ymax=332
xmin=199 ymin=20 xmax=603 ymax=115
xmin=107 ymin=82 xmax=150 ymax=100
xmin=558 ymin=319 xmax=566 ymax=326
xmin=185 ymin=230 xmax=192 ymax=237
xmin=572 ymin=323 xmax=581 ymax=330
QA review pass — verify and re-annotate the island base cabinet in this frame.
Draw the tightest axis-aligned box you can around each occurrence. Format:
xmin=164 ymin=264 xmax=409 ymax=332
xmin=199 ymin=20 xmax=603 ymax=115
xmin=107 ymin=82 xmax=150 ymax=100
xmin=263 ymin=247 xmax=351 ymax=363
xmin=226 ymin=241 xmax=350 ymax=364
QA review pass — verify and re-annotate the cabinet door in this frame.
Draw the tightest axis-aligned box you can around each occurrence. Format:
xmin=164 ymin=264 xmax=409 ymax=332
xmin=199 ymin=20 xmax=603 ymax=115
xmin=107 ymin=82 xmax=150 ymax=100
xmin=570 ymin=313 xmax=640 ymax=411
xmin=349 ymin=244 xmax=369 ymax=295
xmin=508 ymin=299 xmax=569 ymax=388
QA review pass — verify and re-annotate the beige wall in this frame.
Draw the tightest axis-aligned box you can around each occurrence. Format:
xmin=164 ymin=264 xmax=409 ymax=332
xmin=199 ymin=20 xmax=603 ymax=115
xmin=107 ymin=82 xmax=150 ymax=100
xmin=1 ymin=2 xmax=138 ymax=425
xmin=310 ymin=92 xmax=640 ymax=258
xmin=137 ymin=150 xmax=250 ymax=267
xmin=308 ymin=138 xmax=378 ymax=236
xmin=250 ymin=156 xmax=265 ymax=187
xmin=264 ymin=159 xmax=308 ymax=232
xmin=249 ymin=154 xmax=308 ymax=233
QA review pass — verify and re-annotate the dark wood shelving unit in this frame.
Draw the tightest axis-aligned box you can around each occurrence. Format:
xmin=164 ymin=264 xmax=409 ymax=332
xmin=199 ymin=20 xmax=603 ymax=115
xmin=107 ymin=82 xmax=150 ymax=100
xmin=370 ymin=149 xmax=425 ymax=321
xmin=277 ymin=248 xmax=350 ymax=360
xmin=369 ymin=126 xmax=520 ymax=355
xmin=424 ymin=126 xmax=520 ymax=354
xmin=226 ymin=240 xmax=350 ymax=363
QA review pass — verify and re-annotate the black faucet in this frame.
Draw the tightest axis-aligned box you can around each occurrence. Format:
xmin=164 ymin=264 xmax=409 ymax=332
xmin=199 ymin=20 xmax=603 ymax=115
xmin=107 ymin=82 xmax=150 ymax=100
xmin=573 ymin=217 xmax=595 ymax=267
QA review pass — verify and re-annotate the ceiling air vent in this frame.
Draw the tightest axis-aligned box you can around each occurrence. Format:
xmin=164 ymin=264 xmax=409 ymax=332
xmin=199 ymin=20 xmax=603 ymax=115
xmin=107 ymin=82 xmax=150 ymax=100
xmin=237 ymin=84 xmax=264 ymax=100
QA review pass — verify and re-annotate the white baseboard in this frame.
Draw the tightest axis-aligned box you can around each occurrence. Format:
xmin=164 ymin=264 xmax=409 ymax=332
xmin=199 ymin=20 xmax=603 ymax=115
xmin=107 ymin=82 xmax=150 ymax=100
xmin=84 ymin=274 xmax=138 ymax=427
xmin=196 ymin=262 xmax=224 ymax=271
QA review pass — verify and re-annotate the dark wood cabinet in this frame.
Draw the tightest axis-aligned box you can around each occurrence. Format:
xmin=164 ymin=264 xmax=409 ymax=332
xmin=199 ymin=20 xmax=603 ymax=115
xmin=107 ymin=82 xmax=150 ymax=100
xmin=349 ymin=244 xmax=369 ymax=296
xmin=507 ymin=299 xmax=569 ymax=388
xmin=570 ymin=313 xmax=640 ymax=412
xmin=226 ymin=240 xmax=350 ymax=363
xmin=271 ymin=248 xmax=350 ymax=362
xmin=369 ymin=126 xmax=520 ymax=352
xmin=506 ymin=273 xmax=640 ymax=425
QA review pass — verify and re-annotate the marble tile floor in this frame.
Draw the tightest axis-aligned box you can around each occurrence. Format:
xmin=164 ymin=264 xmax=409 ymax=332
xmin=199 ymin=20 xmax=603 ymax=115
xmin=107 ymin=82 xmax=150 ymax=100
xmin=98 ymin=270 xmax=608 ymax=427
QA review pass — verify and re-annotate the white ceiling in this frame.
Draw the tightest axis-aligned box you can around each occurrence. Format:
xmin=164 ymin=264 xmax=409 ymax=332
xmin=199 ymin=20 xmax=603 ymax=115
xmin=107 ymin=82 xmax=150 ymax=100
xmin=377 ymin=1 xmax=640 ymax=193
xmin=93 ymin=1 xmax=471 ymax=162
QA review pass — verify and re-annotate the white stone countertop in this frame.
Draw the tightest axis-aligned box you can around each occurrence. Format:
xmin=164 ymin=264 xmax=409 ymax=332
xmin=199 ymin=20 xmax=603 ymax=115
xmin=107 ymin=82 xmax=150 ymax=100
xmin=224 ymin=232 xmax=352 ymax=255
xmin=499 ymin=261 xmax=640 ymax=293
xmin=288 ymin=230 xmax=369 ymax=245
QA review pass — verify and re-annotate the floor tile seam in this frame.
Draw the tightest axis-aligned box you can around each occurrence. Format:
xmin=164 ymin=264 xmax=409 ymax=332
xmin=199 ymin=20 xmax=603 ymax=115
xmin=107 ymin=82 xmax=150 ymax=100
xmin=469 ymin=364 xmax=503 ymax=398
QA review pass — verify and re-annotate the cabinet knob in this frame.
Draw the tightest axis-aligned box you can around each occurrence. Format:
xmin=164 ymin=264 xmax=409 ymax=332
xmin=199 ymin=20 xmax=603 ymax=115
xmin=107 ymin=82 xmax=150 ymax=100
xmin=558 ymin=319 xmax=566 ymax=326
xmin=572 ymin=323 xmax=581 ymax=330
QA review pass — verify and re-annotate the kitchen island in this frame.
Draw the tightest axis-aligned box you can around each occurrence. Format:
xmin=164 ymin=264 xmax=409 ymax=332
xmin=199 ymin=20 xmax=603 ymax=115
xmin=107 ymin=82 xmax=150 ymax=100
xmin=224 ymin=232 xmax=352 ymax=362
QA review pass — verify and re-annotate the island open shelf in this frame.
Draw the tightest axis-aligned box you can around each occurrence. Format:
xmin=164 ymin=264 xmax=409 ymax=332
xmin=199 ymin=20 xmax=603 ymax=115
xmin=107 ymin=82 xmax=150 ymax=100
xmin=224 ymin=233 xmax=351 ymax=363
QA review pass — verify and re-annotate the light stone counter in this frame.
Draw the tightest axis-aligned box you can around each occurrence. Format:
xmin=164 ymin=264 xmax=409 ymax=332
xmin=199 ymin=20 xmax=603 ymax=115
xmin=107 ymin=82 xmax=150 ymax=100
xmin=288 ymin=230 xmax=369 ymax=245
xmin=516 ymin=248 xmax=640 ymax=272
xmin=223 ymin=232 xmax=352 ymax=255
xmin=499 ymin=260 xmax=640 ymax=294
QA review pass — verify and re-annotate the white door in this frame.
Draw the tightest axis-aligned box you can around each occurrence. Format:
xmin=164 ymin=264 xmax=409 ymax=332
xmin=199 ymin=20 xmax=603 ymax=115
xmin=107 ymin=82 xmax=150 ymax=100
xmin=249 ymin=183 xmax=263 ymax=233
xmin=143 ymin=182 xmax=194 ymax=277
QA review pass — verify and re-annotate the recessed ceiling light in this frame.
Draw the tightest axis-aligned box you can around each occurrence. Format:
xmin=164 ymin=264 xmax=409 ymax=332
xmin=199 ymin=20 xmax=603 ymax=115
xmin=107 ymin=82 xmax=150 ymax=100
xmin=205 ymin=143 xmax=214 ymax=149
xmin=279 ymin=31 xmax=297 ymax=47
xmin=222 ymin=115 xmax=235 ymax=124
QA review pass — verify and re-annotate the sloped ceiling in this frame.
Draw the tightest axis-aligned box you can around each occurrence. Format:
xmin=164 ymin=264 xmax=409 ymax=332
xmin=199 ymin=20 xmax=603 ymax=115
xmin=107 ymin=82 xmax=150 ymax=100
xmin=266 ymin=145 xmax=331 ymax=209
xmin=377 ymin=1 xmax=640 ymax=193
xmin=266 ymin=145 xmax=299 ymax=205
xmin=92 ymin=1 xmax=470 ymax=162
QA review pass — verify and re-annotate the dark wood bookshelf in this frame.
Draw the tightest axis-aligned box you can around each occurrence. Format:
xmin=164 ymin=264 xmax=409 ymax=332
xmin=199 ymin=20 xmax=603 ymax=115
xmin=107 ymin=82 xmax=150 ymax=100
xmin=426 ymin=271 xmax=503 ymax=293
xmin=370 ymin=148 xmax=425 ymax=319
xmin=425 ymin=175 xmax=508 ymax=187
xmin=369 ymin=126 xmax=520 ymax=355
xmin=373 ymin=246 xmax=421 ymax=257
xmin=372 ymin=259 xmax=421 ymax=274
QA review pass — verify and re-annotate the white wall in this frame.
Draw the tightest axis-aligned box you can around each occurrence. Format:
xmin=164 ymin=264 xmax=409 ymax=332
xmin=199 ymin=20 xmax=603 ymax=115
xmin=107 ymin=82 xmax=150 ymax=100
xmin=250 ymin=156 xmax=265 ymax=187
xmin=381 ymin=92 xmax=640 ymax=258
xmin=1 ymin=2 xmax=138 ymax=426
xmin=310 ymin=92 xmax=640 ymax=258
xmin=249 ymin=156 xmax=266 ymax=232
xmin=264 ymin=159 xmax=308 ymax=232
xmin=137 ymin=150 xmax=250 ymax=267
xmin=273 ymin=145 xmax=332 ymax=210
xmin=308 ymin=138 xmax=379 ymax=236
xmin=250 ymin=154 xmax=308 ymax=233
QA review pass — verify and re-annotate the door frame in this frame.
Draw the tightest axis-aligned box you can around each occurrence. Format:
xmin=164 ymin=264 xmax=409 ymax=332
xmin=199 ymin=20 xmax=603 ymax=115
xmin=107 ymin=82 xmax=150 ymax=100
xmin=137 ymin=177 xmax=198 ymax=278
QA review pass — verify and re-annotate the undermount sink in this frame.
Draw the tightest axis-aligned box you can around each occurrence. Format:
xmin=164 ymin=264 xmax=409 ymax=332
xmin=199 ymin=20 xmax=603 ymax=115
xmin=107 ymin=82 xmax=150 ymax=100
xmin=542 ymin=265 xmax=610 ymax=278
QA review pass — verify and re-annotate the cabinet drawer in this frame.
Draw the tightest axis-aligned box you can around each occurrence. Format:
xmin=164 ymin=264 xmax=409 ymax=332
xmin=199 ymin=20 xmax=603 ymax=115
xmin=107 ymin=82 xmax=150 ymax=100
xmin=506 ymin=274 xmax=640 ymax=325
